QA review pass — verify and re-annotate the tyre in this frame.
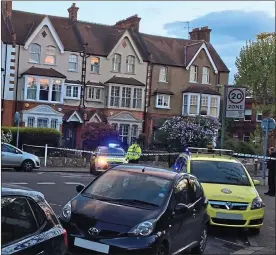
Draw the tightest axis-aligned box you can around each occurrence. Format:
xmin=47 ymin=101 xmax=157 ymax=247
xmin=249 ymin=228 xmax=260 ymax=235
xmin=191 ymin=224 xmax=208 ymax=254
xmin=156 ymin=242 xmax=168 ymax=255
xmin=90 ymin=163 xmax=97 ymax=175
xmin=21 ymin=160 xmax=34 ymax=172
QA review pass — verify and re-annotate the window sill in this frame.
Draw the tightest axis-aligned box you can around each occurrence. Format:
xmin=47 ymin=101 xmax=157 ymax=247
xmin=86 ymin=99 xmax=103 ymax=103
xmin=155 ymin=106 xmax=171 ymax=110
xmin=189 ymin=81 xmax=198 ymax=83
xmin=68 ymin=69 xmax=78 ymax=73
xmin=110 ymin=71 xmax=121 ymax=74
xmin=158 ymin=81 xmax=168 ymax=84
xmin=90 ymin=72 xmax=100 ymax=75
xmin=44 ymin=63 xmax=56 ymax=66
xmin=28 ymin=61 xmax=40 ymax=64
xmin=64 ymin=97 xmax=80 ymax=101
xmin=201 ymin=82 xmax=211 ymax=85
xmin=108 ymin=106 xmax=143 ymax=111
xmin=24 ymin=98 xmax=63 ymax=104
xmin=124 ymin=72 xmax=136 ymax=75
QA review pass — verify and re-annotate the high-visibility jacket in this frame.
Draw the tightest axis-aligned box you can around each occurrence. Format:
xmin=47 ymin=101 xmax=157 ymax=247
xmin=126 ymin=143 xmax=142 ymax=160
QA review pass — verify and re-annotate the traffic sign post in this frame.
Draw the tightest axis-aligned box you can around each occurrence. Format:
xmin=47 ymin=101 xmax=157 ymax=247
xmin=261 ymin=118 xmax=276 ymax=185
xmin=226 ymin=87 xmax=246 ymax=118
xmin=14 ymin=112 xmax=21 ymax=148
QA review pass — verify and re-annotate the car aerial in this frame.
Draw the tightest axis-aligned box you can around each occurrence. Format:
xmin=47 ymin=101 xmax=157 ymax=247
xmin=1 ymin=142 xmax=40 ymax=172
xmin=89 ymin=143 xmax=128 ymax=175
xmin=1 ymin=184 xmax=68 ymax=255
xmin=173 ymin=147 xmax=265 ymax=234
xmin=59 ymin=165 xmax=209 ymax=255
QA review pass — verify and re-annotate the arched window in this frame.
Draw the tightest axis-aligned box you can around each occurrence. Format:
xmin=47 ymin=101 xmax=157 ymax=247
xmin=159 ymin=66 xmax=168 ymax=82
xmin=29 ymin=43 xmax=41 ymax=63
xmin=112 ymin=53 xmax=121 ymax=72
xmin=69 ymin=54 xmax=78 ymax=71
xmin=126 ymin=55 xmax=135 ymax=73
xmin=45 ymin=45 xmax=56 ymax=65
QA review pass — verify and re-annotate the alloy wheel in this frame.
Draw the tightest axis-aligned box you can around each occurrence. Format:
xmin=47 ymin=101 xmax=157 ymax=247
xmin=200 ymin=227 xmax=208 ymax=252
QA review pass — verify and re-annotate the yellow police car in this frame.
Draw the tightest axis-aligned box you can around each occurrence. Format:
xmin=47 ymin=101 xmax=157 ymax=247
xmin=173 ymin=147 xmax=265 ymax=233
xmin=90 ymin=144 xmax=128 ymax=175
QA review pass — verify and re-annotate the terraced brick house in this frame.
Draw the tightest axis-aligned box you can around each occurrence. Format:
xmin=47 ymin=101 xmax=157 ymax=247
xmin=1 ymin=1 xmax=230 ymax=149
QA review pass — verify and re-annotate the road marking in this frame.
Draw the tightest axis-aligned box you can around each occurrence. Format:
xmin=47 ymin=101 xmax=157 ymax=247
xmin=37 ymin=172 xmax=44 ymax=175
xmin=214 ymin=237 xmax=244 ymax=247
xmin=64 ymin=182 xmax=84 ymax=185
xmin=5 ymin=182 xmax=28 ymax=185
xmin=37 ymin=182 xmax=56 ymax=185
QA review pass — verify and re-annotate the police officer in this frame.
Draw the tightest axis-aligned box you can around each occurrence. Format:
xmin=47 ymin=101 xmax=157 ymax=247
xmin=126 ymin=139 xmax=142 ymax=163
xmin=265 ymin=147 xmax=276 ymax=196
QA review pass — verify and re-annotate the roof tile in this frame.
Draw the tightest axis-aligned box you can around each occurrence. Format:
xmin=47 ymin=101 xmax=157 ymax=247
xmin=105 ymin=76 xmax=145 ymax=86
xmin=22 ymin=66 xmax=66 ymax=78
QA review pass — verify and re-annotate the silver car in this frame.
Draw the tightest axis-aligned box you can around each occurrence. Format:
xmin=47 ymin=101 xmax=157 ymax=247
xmin=1 ymin=142 xmax=40 ymax=172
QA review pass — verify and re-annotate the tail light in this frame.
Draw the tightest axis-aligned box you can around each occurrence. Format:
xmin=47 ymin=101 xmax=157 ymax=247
xmin=63 ymin=229 xmax=68 ymax=247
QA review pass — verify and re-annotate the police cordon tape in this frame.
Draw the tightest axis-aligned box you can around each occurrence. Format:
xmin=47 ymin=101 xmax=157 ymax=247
xmin=22 ymin=144 xmax=276 ymax=161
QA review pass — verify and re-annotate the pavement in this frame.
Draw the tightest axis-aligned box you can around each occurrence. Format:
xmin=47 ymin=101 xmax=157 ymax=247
xmin=3 ymin=170 xmax=274 ymax=254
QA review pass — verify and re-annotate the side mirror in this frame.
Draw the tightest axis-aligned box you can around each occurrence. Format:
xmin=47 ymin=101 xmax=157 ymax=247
xmin=76 ymin=184 xmax=85 ymax=193
xmin=253 ymin=179 xmax=260 ymax=186
xmin=174 ymin=203 xmax=189 ymax=214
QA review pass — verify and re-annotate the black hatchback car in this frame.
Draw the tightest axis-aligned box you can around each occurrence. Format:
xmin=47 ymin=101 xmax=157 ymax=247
xmin=59 ymin=165 xmax=209 ymax=255
xmin=1 ymin=184 xmax=68 ymax=255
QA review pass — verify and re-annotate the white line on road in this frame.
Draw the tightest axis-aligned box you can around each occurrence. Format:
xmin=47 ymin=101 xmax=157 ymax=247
xmin=37 ymin=172 xmax=44 ymax=175
xmin=5 ymin=182 xmax=28 ymax=185
xmin=64 ymin=182 xmax=84 ymax=185
xmin=37 ymin=182 xmax=56 ymax=185
xmin=214 ymin=237 xmax=244 ymax=247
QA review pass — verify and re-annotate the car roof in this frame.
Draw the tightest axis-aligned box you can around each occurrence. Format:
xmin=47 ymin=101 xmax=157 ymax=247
xmin=1 ymin=183 xmax=45 ymax=202
xmin=190 ymin=154 xmax=240 ymax=163
xmin=112 ymin=164 xmax=181 ymax=181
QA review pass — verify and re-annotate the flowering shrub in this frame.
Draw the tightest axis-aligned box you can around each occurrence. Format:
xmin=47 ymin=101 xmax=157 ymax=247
xmin=158 ymin=115 xmax=220 ymax=151
xmin=1 ymin=130 xmax=13 ymax=143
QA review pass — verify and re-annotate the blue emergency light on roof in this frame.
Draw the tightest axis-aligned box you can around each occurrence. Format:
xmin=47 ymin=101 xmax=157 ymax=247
xmin=108 ymin=143 xmax=118 ymax=148
xmin=183 ymin=147 xmax=189 ymax=155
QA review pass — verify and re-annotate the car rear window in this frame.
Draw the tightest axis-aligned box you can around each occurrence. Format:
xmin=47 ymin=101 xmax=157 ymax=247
xmin=98 ymin=147 xmax=125 ymax=156
xmin=83 ymin=170 xmax=172 ymax=207
xmin=190 ymin=160 xmax=251 ymax=186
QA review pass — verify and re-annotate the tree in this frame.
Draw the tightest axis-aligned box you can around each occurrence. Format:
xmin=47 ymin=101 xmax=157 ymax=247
xmin=1 ymin=129 xmax=13 ymax=143
xmin=81 ymin=122 xmax=120 ymax=150
xmin=234 ymin=32 xmax=276 ymax=114
xmin=157 ymin=115 xmax=220 ymax=151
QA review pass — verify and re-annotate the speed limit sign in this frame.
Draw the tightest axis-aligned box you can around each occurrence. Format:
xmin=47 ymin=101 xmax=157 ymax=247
xmin=226 ymin=87 xmax=246 ymax=118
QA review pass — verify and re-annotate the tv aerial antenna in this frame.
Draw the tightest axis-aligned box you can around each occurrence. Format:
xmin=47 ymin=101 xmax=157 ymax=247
xmin=183 ymin=21 xmax=194 ymax=39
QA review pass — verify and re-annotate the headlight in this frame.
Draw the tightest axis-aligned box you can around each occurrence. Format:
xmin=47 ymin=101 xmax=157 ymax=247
xmin=251 ymin=196 xmax=265 ymax=210
xmin=128 ymin=219 xmax=155 ymax=236
xmin=61 ymin=201 xmax=72 ymax=221
xmin=124 ymin=158 xmax=129 ymax=164
xmin=98 ymin=157 xmax=107 ymax=165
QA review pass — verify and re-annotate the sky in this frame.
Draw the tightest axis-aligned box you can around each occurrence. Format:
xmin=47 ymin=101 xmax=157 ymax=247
xmin=13 ymin=1 xmax=276 ymax=83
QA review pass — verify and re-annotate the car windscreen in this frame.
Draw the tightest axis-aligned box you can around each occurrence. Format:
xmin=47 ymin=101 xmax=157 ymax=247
xmin=98 ymin=147 xmax=125 ymax=156
xmin=190 ymin=160 xmax=251 ymax=186
xmin=82 ymin=170 xmax=173 ymax=207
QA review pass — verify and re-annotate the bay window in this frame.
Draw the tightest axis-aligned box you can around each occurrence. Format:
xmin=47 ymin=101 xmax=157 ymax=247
xmin=121 ymin=87 xmax=131 ymax=107
xmin=156 ymin=94 xmax=170 ymax=109
xmin=29 ymin=43 xmax=41 ymax=63
xmin=112 ymin=54 xmax=121 ymax=72
xmin=119 ymin=124 xmax=130 ymax=144
xmin=126 ymin=55 xmax=135 ymax=73
xmin=133 ymin=88 xmax=142 ymax=109
xmin=69 ymin=54 xmax=78 ymax=71
xmin=27 ymin=117 xmax=35 ymax=127
xmin=50 ymin=119 xmax=58 ymax=129
xmin=24 ymin=76 xmax=64 ymax=103
xmin=182 ymin=93 xmax=220 ymax=118
xmin=189 ymin=65 xmax=198 ymax=82
xmin=37 ymin=118 xmax=48 ymax=128
xmin=87 ymin=87 xmax=101 ymax=101
xmin=110 ymin=86 xmax=120 ymax=107
xmin=65 ymin=85 xmax=80 ymax=99
xmin=91 ymin=57 xmax=100 ymax=73
xmin=45 ymin=46 xmax=56 ymax=65
xmin=202 ymin=67 xmax=210 ymax=84
xmin=131 ymin=125 xmax=138 ymax=143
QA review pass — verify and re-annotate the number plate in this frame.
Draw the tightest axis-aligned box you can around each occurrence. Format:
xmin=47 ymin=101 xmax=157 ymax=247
xmin=74 ymin=237 xmax=109 ymax=254
xmin=215 ymin=213 xmax=243 ymax=220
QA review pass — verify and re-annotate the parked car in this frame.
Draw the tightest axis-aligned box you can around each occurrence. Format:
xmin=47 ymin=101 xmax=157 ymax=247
xmin=1 ymin=184 xmax=68 ymax=255
xmin=59 ymin=165 xmax=209 ymax=255
xmin=1 ymin=142 xmax=40 ymax=172
xmin=173 ymin=147 xmax=265 ymax=233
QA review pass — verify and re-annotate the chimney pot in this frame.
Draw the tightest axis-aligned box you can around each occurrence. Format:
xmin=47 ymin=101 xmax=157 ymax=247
xmin=115 ymin=14 xmax=141 ymax=32
xmin=189 ymin=26 xmax=212 ymax=42
xmin=68 ymin=2 xmax=79 ymax=22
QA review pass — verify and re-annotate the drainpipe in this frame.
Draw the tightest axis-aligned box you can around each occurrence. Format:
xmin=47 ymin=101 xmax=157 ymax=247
xmin=1 ymin=44 xmax=8 ymax=123
xmin=14 ymin=45 xmax=21 ymax=114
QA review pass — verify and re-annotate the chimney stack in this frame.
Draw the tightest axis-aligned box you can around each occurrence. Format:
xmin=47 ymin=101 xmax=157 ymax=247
xmin=115 ymin=14 xmax=141 ymax=32
xmin=68 ymin=3 xmax=79 ymax=22
xmin=1 ymin=1 xmax=12 ymax=19
xmin=189 ymin=26 xmax=212 ymax=42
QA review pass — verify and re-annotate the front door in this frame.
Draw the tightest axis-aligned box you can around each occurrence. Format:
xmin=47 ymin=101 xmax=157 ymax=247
xmin=63 ymin=123 xmax=76 ymax=149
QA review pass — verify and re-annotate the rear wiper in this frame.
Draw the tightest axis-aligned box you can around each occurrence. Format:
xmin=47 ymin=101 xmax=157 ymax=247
xmin=110 ymin=198 xmax=159 ymax=207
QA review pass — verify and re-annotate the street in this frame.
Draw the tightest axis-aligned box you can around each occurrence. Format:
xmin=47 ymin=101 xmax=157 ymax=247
xmin=2 ymin=170 xmax=252 ymax=254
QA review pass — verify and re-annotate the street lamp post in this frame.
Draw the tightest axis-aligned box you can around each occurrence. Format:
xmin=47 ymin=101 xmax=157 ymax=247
xmin=220 ymin=85 xmax=228 ymax=149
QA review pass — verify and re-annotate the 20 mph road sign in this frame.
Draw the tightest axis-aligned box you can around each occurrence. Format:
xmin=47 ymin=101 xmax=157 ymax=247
xmin=226 ymin=87 xmax=246 ymax=118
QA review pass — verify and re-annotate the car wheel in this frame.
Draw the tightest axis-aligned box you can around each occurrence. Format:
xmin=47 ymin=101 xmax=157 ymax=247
xmin=90 ymin=163 xmax=97 ymax=175
xmin=191 ymin=224 xmax=208 ymax=254
xmin=156 ymin=243 xmax=168 ymax=255
xmin=249 ymin=228 xmax=260 ymax=235
xmin=22 ymin=160 xmax=34 ymax=172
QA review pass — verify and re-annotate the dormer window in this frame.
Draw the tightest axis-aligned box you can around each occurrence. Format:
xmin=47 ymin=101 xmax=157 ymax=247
xmin=29 ymin=43 xmax=41 ymax=63
xmin=159 ymin=66 xmax=168 ymax=82
xmin=45 ymin=46 xmax=56 ymax=65
xmin=189 ymin=65 xmax=198 ymax=82
xmin=202 ymin=67 xmax=210 ymax=84
xmin=112 ymin=54 xmax=121 ymax=72
xmin=126 ymin=55 xmax=135 ymax=73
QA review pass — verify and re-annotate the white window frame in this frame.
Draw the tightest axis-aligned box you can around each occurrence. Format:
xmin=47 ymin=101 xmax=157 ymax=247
xmin=243 ymin=134 xmax=250 ymax=142
xmin=159 ymin=66 xmax=168 ymax=83
xmin=182 ymin=93 xmax=220 ymax=118
xmin=256 ymin=111 xmax=262 ymax=122
xmin=68 ymin=54 xmax=78 ymax=72
xmin=244 ymin=109 xmax=252 ymax=121
xmin=44 ymin=45 xmax=56 ymax=65
xmin=91 ymin=57 xmax=100 ymax=74
xmin=37 ymin=118 xmax=49 ymax=128
xmin=108 ymin=85 xmax=144 ymax=110
xmin=24 ymin=75 xmax=65 ymax=103
xmin=112 ymin=54 xmax=121 ymax=72
xmin=86 ymin=86 xmax=102 ymax=101
xmin=155 ymin=94 xmax=171 ymax=109
xmin=25 ymin=116 xmax=61 ymax=130
xmin=126 ymin=55 xmax=135 ymax=74
xmin=64 ymin=83 xmax=81 ymax=100
xmin=202 ymin=67 xmax=210 ymax=84
xmin=29 ymin=43 xmax=41 ymax=64
xmin=27 ymin=117 xmax=35 ymax=127
xmin=189 ymin=65 xmax=198 ymax=83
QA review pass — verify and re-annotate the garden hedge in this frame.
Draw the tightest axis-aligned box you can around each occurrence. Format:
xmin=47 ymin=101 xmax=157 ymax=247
xmin=1 ymin=126 xmax=61 ymax=149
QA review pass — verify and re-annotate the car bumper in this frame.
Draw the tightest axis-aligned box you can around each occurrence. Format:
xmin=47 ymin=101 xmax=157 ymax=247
xmin=60 ymin=221 xmax=159 ymax=254
xmin=34 ymin=161 xmax=40 ymax=169
xmin=208 ymin=205 xmax=265 ymax=228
